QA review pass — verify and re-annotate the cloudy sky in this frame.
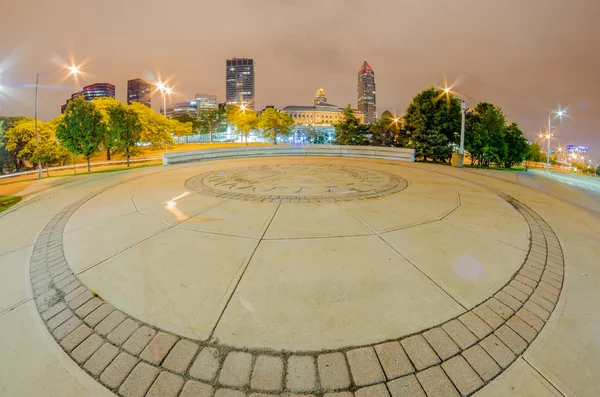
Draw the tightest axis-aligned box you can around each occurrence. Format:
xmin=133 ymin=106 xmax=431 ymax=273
xmin=1 ymin=0 xmax=598 ymax=158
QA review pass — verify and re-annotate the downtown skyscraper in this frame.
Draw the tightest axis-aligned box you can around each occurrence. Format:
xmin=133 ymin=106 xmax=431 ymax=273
xmin=357 ymin=60 xmax=376 ymax=123
xmin=226 ymin=58 xmax=255 ymax=109
xmin=127 ymin=78 xmax=152 ymax=108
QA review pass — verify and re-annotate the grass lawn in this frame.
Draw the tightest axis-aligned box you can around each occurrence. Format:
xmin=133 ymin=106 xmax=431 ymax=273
xmin=0 ymin=196 xmax=21 ymax=212
xmin=465 ymin=164 xmax=526 ymax=172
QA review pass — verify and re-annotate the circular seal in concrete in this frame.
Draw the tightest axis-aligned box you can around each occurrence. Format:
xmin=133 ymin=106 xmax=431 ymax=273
xmin=185 ymin=163 xmax=407 ymax=202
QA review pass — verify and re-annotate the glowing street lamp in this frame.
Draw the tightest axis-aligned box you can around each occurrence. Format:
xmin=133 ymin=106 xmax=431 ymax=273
xmin=34 ymin=63 xmax=81 ymax=179
xmin=156 ymin=81 xmax=173 ymax=117
xmin=546 ymin=107 xmax=567 ymax=171
xmin=440 ymin=84 xmax=472 ymax=167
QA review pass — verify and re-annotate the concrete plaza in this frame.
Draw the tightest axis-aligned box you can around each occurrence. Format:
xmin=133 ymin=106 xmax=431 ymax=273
xmin=0 ymin=156 xmax=598 ymax=396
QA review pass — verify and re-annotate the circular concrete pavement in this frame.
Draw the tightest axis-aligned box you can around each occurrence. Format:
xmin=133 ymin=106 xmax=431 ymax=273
xmin=30 ymin=157 xmax=564 ymax=397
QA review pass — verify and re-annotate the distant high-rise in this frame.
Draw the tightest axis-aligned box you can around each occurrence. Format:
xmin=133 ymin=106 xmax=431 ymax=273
xmin=83 ymin=83 xmax=116 ymax=101
xmin=357 ymin=60 xmax=376 ymax=123
xmin=162 ymin=100 xmax=198 ymax=119
xmin=195 ymin=94 xmax=218 ymax=110
xmin=314 ymin=88 xmax=327 ymax=106
xmin=226 ymin=58 xmax=255 ymax=109
xmin=127 ymin=78 xmax=152 ymax=107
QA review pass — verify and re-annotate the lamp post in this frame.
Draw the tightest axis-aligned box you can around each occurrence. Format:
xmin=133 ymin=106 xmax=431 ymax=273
xmin=156 ymin=82 xmax=172 ymax=117
xmin=546 ymin=108 xmax=566 ymax=171
xmin=34 ymin=65 xmax=80 ymax=179
xmin=443 ymin=87 xmax=472 ymax=168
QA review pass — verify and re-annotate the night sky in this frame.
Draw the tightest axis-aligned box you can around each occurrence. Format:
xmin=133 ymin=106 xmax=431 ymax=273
xmin=1 ymin=0 xmax=598 ymax=159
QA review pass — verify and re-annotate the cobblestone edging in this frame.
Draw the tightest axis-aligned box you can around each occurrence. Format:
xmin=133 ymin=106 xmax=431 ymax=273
xmin=30 ymin=189 xmax=564 ymax=397
xmin=185 ymin=164 xmax=408 ymax=203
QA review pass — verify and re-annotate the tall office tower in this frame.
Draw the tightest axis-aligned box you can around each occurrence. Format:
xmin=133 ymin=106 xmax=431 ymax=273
xmin=226 ymin=58 xmax=255 ymax=109
xmin=83 ymin=83 xmax=116 ymax=101
xmin=195 ymin=94 xmax=219 ymax=110
xmin=314 ymin=88 xmax=327 ymax=105
xmin=127 ymin=78 xmax=152 ymax=107
xmin=357 ymin=59 xmax=376 ymax=123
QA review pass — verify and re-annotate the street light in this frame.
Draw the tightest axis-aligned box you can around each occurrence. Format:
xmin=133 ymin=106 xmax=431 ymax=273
xmin=441 ymin=85 xmax=472 ymax=167
xmin=546 ymin=107 xmax=566 ymax=171
xmin=156 ymin=81 xmax=173 ymax=117
xmin=34 ymin=64 xmax=80 ymax=179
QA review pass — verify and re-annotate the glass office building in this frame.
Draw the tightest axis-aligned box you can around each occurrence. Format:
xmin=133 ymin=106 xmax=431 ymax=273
xmin=226 ymin=58 xmax=255 ymax=109
xmin=127 ymin=78 xmax=152 ymax=107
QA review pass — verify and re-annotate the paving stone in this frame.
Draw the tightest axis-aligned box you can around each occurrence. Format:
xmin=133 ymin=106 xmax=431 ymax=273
xmin=442 ymin=355 xmax=484 ymax=396
xmin=180 ymin=380 xmax=214 ymax=397
xmin=423 ymin=327 xmax=460 ymax=360
xmin=459 ymin=312 xmax=493 ymax=339
xmin=61 ymin=280 xmax=82 ymax=294
xmin=536 ymin=287 xmax=560 ymax=304
xmin=540 ymin=275 xmax=562 ymax=289
xmin=519 ymin=268 xmax=541 ymax=282
xmin=214 ymin=388 xmax=245 ymax=397
xmin=506 ymin=316 xmax=537 ymax=342
xmin=84 ymin=303 xmax=115 ymax=327
xmin=346 ymin=347 xmax=385 ymax=386
xmin=84 ymin=343 xmax=120 ymax=375
xmin=47 ymin=309 xmax=73 ymax=330
xmin=485 ymin=297 xmax=514 ymax=320
xmin=163 ymin=339 xmax=199 ymax=374
xmin=68 ymin=290 xmax=94 ymax=309
xmin=387 ymin=375 xmax=426 ymax=397
xmin=401 ymin=334 xmax=441 ymax=371
xmin=64 ymin=286 xmax=87 ymax=302
xmin=318 ymin=352 xmax=351 ymax=391
xmin=416 ymin=366 xmax=460 ymax=397
xmin=530 ymin=293 xmax=555 ymax=312
xmin=139 ymin=332 xmax=178 ymax=365
xmin=119 ymin=362 xmax=160 ymax=397
xmin=60 ymin=324 xmax=92 ymax=352
xmin=251 ymin=355 xmax=284 ymax=391
xmin=75 ymin=297 xmax=103 ymax=318
xmin=123 ymin=326 xmax=156 ymax=355
xmin=523 ymin=265 xmax=544 ymax=277
xmin=71 ymin=334 xmax=104 ymax=364
xmin=479 ymin=335 xmax=516 ymax=369
xmin=42 ymin=302 xmax=67 ymax=321
xmin=53 ymin=316 xmax=82 ymax=340
xmin=146 ymin=371 xmax=184 ymax=397
xmin=287 ymin=355 xmax=317 ymax=392
xmin=510 ymin=280 xmax=534 ymax=296
xmin=219 ymin=351 xmax=253 ymax=388
xmin=502 ymin=285 xmax=529 ymax=303
xmin=107 ymin=318 xmax=140 ymax=345
xmin=95 ymin=310 xmax=127 ymax=336
xmin=472 ymin=305 xmax=504 ymax=329
xmin=100 ymin=351 xmax=139 ymax=389
xmin=462 ymin=345 xmax=501 ymax=382
xmin=442 ymin=320 xmax=478 ymax=350
xmin=355 ymin=383 xmax=390 ymax=397
xmin=539 ymin=281 xmax=561 ymax=296
xmin=516 ymin=308 xmax=545 ymax=331
xmin=324 ymin=392 xmax=353 ymax=397
xmin=524 ymin=300 xmax=551 ymax=321
xmin=515 ymin=275 xmax=537 ymax=289
xmin=494 ymin=325 xmax=528 ymax=355
xmin=190 ymin=347 xmax=221 ymax=382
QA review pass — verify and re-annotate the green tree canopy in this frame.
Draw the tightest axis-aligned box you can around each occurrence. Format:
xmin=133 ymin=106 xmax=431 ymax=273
xmin=93 ymin=97 xmax=123 ymax=160
xmin=257 ymin=108 xmax=295 ymax=144
xmin=403 ymin=88 xmax=461 ymax=162
xmin=107 ymin=103 xmax=143 ymax=167
xmin=227 ymin=105 xmax=258 ymax=144
xmin=526 ymin=142 xmax=544 ymax=162
xmin=334 ymin=105 xmax=369 ymax=145
xmin=56 ymin=96 xmax=105 ymax=172
xmin=171 ymin=114 xmax=197 ymax=143
xmin=370 ymin=113 xmax=404 ymax=147
xmin=197 ymin=108 xmax=226 ymax=143
xmin=129 ymin=102 xmax=174 ymax=148
xmin=502 ymin=122 xmax=528 ymax=168
xmin=465 ymin=102 xmax=508 ymax=168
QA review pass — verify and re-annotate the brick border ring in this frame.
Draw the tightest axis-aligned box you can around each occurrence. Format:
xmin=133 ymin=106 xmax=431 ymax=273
xmin=185 ymin=163 xmax=408 ymax=203
xmin=30 ymin=170 xmax=564 ymax=397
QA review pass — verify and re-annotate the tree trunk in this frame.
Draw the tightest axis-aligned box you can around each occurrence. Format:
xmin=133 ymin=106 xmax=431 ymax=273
xmin=87 ymin=157 xmax=91 ymax=173
xmin=126 ymin=147 xmax=130 ymax=167
xmin=106 ymin=147 xmax=111 ymax=161
xmin=46 ymin=162 xmax=50 ymax=177
xmin=210 ymin=130 xmax=213 ymax=143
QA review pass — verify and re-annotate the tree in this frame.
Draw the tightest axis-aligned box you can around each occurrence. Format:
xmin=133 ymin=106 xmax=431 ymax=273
xmin=306 ymin=126 xmax=330 ymax=144
xmin=107 ymin=104 xmax=143 ymax=167
xmin=370 ymin=113 xmax=404 ymax=147
xmin=170 ymin=119 xmax=193 ymax=145
xmin=93 ymin=97 xmax=122 ymax=160
xmin=502 ymin=122 xmax=528 ymax=168
xmin=4 ymin=118 xmax=36 ymax=172
xmin=403 ymin=88 xmax=461 ymax=162
xmin=465 ymin=102 xmax=507 ymax=168
xmin=129 ymin=102 xmax=174 ymax=148
xmin=171 ymin=114 xmax=197 ymax=143
xmin=334 ymin=105 xmax=369 ymax=145
xmin=526 ymin=142 xmax=544 ymax=162
xmin=197 ymin=108 xmax=226 ymax=143
xmin=227 ymin=105 xmax=257 ymax=144
xmin=257 ymin=108 xmax=294 ymax=144
xmin=56 ymin=96 xmax=105 ymax=172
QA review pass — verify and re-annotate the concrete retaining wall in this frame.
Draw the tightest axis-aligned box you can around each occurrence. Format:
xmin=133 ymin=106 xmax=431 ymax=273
xmin=162 ymin=145 xmax=415 ymax=165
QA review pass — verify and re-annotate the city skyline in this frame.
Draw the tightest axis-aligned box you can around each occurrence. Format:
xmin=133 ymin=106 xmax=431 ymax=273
xmin=1 ymin=0 xmax=598 ymax=157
